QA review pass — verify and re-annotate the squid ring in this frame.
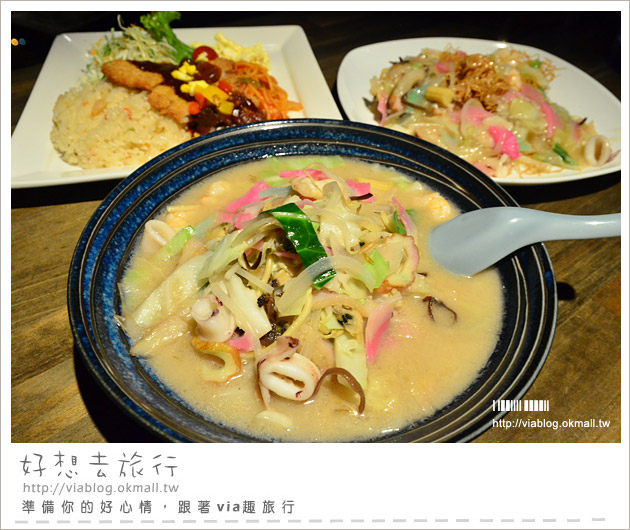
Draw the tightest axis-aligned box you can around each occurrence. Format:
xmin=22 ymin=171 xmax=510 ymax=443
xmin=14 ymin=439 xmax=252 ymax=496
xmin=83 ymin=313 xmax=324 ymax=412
xmin=191 ymin=295 xmax=236 ymax=343
xmin=258 ymin=337 xmax=320 ymax=401
xmin=139 ymin=220 xmax=176 ymax=256
xmin=583 ymin=135 xmax=611 ymax=167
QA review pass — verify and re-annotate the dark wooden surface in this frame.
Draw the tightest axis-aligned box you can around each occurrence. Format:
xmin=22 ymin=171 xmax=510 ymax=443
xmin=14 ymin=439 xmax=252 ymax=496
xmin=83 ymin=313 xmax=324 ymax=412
xmin=11 ymin=11 xmax=621 ymax=442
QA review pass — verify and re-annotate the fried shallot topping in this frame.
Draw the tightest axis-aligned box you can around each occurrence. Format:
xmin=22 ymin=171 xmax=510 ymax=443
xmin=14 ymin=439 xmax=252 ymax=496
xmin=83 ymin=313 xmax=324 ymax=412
xmin=443 ymin=53 xmax=511 ymax=112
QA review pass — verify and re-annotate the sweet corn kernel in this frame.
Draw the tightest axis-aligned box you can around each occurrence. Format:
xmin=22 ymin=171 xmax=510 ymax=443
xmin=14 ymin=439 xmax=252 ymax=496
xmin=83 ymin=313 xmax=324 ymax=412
xmin=171 ymin=70 xmax=194 ymax=82
xmin=187 ymin=80 xmax=210 ymax=92
xmin=424 ymin=86 xmax=454 ymax=107
xmin=179 ymin=61 xmax=198 ymax=75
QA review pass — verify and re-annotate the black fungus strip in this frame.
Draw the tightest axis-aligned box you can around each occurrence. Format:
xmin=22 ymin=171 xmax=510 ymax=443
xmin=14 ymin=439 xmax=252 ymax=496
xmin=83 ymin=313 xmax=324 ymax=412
xmin=423 ymin=296 xmax=458 ymax=322
xmin=257 ymin=293 xmax=278 ymax=323
xmin=243 ymin=250 xmax=263 ymax=270
xmin=311 ymin=367 xmax=365 ymax=414
xmin=349 ymin=193 xmax=374 ymax=201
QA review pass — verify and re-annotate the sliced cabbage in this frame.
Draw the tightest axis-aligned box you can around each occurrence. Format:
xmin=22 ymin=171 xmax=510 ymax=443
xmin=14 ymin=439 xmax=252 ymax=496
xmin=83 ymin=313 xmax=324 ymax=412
xmin=333 ymin=332 xmax=368 ymax=390
xmin=362 ymin=249 xmax=390 ymax=289
xmin=131 ymin=252 xmax=208 ymax=329
xmin=201 ymin=216 xmax=277 ymax=281
xmin=316 ymin=182 xmax=363 ymax=254
xmin=122 ymin=224 xmax=195 ymax=305
xmin=325 ymin=272 xmax=370 ymax=301
xmin=130 ymin=315 xmax=189 ymax=358
xmin=223 ymin=275 xmax=272 ymax=339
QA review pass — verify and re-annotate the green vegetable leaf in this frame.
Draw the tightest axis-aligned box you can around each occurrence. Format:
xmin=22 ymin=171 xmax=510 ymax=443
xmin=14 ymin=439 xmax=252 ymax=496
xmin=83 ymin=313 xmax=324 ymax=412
xmin=392 ymin=210 xmax=407 ymax=235
xmin=516 ymin=137 xmax=533 ymax=153
xmin=267 ymin=203 xmax=335 ymax=289
xmin=140 ymin=11 xmax=193 ymax=62
xmin=363 ymin=249 xmax=390 ymax=289
xmin=529 ymin=59 xmax=542 ymax=69
xmin=154 ymin=225 xmax=195 ymax=262
xmin=553 ymin=143 xmax=578 ymax=166
xmin=404 ymin=86 xmax=427 ymax=107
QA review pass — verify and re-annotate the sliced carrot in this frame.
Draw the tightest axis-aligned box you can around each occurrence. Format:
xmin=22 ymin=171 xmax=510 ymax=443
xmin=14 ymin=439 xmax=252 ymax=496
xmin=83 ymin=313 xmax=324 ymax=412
xmin=188 ymin=101 xmax=201 ymax=115
xmin=194 ymin=92 xmax=207 ymax=108
xmin=224 ymin=61 xmax=302 ymax=120
xmin=218 ymin=80 xmax=233 ymax=94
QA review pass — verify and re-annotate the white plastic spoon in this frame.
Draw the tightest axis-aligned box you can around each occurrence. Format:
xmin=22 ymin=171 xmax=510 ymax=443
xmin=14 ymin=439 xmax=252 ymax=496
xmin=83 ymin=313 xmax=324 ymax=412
xmin=428 ymin=207 xmax=621 ymax=276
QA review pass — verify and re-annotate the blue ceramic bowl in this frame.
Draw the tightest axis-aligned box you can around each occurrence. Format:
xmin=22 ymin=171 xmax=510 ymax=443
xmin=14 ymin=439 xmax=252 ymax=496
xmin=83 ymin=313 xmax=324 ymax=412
xmin=68 ymin=119 xmax=557 ymax=442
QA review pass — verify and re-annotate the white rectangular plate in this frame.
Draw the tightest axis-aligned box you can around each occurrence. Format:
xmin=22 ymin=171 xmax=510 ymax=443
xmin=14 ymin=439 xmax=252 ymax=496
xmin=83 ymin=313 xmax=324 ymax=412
xmin=337 ymin=37 xmax=621 ymax=186
xmin=11 ymin=26 xmax=342 ymax=189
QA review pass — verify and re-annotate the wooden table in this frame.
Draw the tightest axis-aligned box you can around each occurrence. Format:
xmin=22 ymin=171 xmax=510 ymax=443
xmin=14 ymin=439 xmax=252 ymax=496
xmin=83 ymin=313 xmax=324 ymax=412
xmin=11 ymin=11 xmax=621 ymax=443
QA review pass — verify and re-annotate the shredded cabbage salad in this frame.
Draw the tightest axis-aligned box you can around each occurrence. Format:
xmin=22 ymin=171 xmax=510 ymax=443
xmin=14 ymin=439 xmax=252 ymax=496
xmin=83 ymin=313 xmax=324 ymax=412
xmin=119 ymin=156 xmax=456 ymax=427
xmin=83 ymin=13 xmax=271 ymax=83
xmin=84 ymin=16 xmax=179 ymax=82
xmin=370 ymin=46 xmax=615 ymax=178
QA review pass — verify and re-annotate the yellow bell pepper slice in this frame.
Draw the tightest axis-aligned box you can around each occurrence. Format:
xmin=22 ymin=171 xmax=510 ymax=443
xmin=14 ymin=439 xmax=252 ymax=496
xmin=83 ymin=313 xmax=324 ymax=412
xmin=200 ymin=84 xmax=230 ymax=103
xmin=218 ymin=101 xmax=234 ymax=115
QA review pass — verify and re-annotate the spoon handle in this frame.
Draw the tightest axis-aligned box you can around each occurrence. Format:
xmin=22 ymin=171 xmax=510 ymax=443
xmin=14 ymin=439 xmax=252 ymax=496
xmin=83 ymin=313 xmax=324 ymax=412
xmin=504 ymin=209 xmax=621 ymax=245
xmin=429 ymin=207 xmax=621 ymax=277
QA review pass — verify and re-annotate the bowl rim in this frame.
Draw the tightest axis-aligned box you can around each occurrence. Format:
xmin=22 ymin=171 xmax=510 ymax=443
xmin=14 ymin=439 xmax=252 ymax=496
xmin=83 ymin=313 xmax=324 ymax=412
xmin=67 ymin=118 xmax=557 ymax=443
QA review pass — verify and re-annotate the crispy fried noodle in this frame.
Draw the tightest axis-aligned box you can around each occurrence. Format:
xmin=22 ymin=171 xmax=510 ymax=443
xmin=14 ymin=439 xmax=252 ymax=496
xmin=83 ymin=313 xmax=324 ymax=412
xmin=370 ymin=46 xmax=616 ymax=179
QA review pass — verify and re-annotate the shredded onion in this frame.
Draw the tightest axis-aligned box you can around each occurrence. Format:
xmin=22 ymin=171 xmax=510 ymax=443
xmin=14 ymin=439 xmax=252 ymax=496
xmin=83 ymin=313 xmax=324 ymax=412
xmin=310 ymin=165 xmax=351 ymax=194
xmin=276 ymin=258 xmax=333 ymax=315
xmin=278 ymin=254 xmax=376 ymax=316
xmin=320 ymin=210 xmax=362 ymax=252
xmin=224 ymin=261 xmax=240 ymax=280
xmin=282 ymin=288 xmax=313 ymax=337
xmin=232 ymin=216 xmax=279 ymax=247
xmin=311 ymin=291 xmax=375 ymax=318
xmin=204 ymin=228 xmax=271 ymax=281
xmin=261 ymin=255 xmax=274 ymax=284
xmin=236 ymin=267 xmax=274 ymax=294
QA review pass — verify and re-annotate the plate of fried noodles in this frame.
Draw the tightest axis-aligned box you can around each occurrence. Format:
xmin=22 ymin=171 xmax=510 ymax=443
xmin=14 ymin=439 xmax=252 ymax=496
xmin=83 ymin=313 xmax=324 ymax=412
xmin=337 ymin=37 xmax=621 ymax=185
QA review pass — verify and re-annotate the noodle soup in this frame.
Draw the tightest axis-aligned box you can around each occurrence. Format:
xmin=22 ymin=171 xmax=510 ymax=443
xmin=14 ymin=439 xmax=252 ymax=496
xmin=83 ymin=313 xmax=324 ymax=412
xmin=119 ymin=156 xmax=503 ymax=441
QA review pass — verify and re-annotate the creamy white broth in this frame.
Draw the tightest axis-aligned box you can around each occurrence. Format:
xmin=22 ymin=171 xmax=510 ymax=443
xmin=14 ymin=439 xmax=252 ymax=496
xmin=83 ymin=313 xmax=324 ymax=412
xmin=121 ymin=157 xmax=503 ymax=442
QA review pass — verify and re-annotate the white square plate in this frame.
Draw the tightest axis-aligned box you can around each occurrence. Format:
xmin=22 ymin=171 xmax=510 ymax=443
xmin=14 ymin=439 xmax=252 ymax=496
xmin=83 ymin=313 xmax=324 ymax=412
xmin=337 ymin=37 xmax=621 ymax=186
xmin=11 ymin=26 xmax=342 ymax=188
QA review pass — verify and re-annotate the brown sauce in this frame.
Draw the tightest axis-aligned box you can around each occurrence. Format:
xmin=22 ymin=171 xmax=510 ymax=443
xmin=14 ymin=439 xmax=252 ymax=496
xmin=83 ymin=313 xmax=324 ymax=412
xmin=131 ymin=59 xmax=265 ymax=135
